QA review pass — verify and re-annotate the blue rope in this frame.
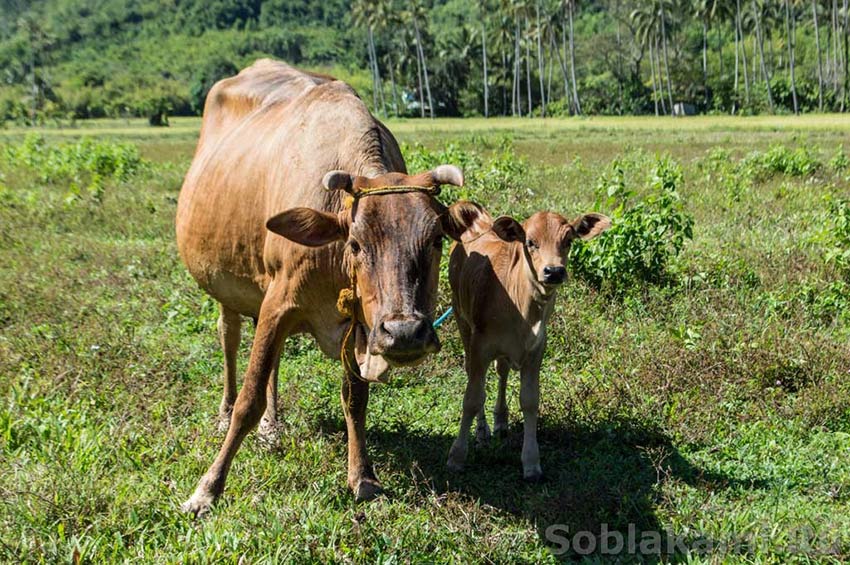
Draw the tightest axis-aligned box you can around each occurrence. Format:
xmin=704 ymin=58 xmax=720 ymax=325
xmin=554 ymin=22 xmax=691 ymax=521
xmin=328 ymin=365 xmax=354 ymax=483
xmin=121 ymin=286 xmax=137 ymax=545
xmin=433 ymin=306 xmax=454 ymax=329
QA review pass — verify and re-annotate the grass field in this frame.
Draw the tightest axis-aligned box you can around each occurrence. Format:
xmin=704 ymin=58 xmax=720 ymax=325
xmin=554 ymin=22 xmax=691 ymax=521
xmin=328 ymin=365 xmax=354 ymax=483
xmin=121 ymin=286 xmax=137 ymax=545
xmin=2 ymin=116 xmax=850 ymax=562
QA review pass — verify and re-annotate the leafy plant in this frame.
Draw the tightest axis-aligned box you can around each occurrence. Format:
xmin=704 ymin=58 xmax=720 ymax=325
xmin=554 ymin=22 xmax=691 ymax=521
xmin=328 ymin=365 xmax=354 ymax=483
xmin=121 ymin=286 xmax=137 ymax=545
xmin=1 ymin=134 xmax=146 ymax=203
xmin=570 ymin=155 xmax=694 ymax=295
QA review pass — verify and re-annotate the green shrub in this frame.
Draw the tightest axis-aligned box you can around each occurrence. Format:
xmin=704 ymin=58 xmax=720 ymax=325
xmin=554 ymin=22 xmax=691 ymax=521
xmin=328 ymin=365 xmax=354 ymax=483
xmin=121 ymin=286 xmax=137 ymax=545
xmin=1 ymin=134 xmax=147 ymax=203
xmin=739 ymin=143 xmax=821 ymax=181
xmin=570 ymin=155 xmax=694 ymax=295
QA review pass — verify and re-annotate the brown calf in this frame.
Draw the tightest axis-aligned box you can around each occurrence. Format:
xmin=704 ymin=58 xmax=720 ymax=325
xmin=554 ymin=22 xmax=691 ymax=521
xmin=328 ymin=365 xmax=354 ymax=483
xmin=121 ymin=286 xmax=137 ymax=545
xmin=446 ymin=209 xmax=610 ymax=480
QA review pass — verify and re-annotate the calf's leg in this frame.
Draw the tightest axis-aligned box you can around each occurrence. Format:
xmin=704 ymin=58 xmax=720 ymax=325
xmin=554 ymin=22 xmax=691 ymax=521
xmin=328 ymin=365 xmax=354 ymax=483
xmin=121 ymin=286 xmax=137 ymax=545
xmin=181 ymin=294 xmax=292 ymax=517
xmin=493 ymin=358 xmax=510 ymax=437
xmin=341 ymin=371 xmax=381 ymax=501
xmin=217 ymin=305 xmax=241 ymax=432
xmin=520 ymin=352 xmax=543 ymax=481
xmin=447 ymin=348 xmax=489 ymax=472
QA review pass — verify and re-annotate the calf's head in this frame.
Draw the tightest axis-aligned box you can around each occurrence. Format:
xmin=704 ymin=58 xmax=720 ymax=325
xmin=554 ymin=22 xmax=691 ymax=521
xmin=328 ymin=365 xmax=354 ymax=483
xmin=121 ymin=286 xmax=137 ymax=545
xmin=492 ymin=211 xmax=611 ymax=289
xmin=266 ymin=165 xmax=484 ymax=379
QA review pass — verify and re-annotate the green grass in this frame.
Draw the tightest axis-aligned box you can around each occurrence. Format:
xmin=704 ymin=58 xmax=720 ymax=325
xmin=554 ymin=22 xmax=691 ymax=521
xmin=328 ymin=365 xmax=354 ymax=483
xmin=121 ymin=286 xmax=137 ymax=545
xmin=1 ymin=118 xmax=850 ymax=562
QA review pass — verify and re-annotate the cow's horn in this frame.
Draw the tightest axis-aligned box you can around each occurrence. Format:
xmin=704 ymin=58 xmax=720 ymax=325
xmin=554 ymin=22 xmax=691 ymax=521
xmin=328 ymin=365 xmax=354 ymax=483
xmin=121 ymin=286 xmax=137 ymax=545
xmin=322 ymin=170 xmax=355 ymax=193
xmin=431 ymin=164 xmax=464 ymax=187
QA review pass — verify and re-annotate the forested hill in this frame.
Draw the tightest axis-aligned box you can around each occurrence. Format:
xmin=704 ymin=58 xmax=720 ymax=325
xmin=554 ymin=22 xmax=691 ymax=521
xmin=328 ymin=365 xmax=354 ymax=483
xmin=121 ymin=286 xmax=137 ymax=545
xmin=2 ymin=0 xmax=849 ymax=124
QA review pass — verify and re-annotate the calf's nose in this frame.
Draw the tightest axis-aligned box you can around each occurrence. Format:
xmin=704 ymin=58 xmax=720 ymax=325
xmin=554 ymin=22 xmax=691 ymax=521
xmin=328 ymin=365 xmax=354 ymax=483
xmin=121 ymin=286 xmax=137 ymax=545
xmin=542 ymin=265 xmax=567 ymax=284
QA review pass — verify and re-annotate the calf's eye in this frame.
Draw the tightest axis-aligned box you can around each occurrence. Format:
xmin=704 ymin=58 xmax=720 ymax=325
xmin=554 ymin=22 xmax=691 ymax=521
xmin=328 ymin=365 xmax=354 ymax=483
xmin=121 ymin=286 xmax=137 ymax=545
xmin=349 ymin=240 xmax=361 ymax=254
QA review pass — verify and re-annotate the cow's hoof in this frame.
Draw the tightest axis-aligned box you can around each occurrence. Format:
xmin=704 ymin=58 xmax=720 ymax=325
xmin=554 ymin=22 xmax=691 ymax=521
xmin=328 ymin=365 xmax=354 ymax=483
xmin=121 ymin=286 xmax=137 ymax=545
xmin=257 ymin=417 xmax=279 ymax=447
xmin=523 ymin=468 xmax=544 ymax=483
xmin=181 ymin=490 xmax=216 ymax=518
xmin=353 ymin=478 xmax=383 ymax=502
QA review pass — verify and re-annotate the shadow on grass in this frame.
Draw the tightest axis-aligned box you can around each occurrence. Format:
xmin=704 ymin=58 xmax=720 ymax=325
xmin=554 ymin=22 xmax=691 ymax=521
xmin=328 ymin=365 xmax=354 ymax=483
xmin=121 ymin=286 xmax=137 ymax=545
xmin=350 ymin=417 xmax=764 ymax=562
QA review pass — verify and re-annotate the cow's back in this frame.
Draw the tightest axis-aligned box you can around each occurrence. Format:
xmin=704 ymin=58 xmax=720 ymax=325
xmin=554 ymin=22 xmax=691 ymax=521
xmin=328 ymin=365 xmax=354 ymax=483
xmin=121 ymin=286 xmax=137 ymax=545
xmin=195 ymin=59 xmax=332 ymax=153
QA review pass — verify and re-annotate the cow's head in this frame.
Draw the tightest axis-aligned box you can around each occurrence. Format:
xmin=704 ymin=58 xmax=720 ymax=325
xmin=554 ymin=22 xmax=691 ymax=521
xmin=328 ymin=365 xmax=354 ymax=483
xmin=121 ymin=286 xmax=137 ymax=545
xmin=266 ymin=165 xmax=484 ymax=381
xmin=492 ymin=211 xmax=611 ymax=291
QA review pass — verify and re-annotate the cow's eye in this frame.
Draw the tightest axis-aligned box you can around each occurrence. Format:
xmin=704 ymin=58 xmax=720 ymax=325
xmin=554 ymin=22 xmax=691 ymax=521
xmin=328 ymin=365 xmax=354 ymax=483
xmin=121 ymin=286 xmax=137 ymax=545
xmin=349 ymin=240 xmax=361 ymax=255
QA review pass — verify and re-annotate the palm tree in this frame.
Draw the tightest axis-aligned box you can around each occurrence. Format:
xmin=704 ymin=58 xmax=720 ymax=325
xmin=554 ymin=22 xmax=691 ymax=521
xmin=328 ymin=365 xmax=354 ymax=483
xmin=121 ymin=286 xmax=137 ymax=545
xmin=784 ymin=0 xmax=799 ymax=114
xmin=352 ymin=0 xmax=386 ymax=117
xmin=406 ymin=1 xmax=434 ymax=118
xmin=565 ymin=0 xmax=582 ymax=115
xmin=811 ymin=0 xmax=825 ymax=110
xmin=750 ymin=0 xmax=775 ymax=112
xmin=479 ymin=1 xmax=490 ymax=117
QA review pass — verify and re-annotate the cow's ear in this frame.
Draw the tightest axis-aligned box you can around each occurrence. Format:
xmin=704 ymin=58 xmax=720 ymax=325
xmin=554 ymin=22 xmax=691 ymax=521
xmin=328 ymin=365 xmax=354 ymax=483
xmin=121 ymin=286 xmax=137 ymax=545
xmin=492 ymin=216 xmax=526 ymax=243
xmin=266 ymin=208 xmax=349 ymax=247
xmin=567 ymin=213 xmax=611 ymax=241
xmin=442 ymin=200 xmax=487 ymax=241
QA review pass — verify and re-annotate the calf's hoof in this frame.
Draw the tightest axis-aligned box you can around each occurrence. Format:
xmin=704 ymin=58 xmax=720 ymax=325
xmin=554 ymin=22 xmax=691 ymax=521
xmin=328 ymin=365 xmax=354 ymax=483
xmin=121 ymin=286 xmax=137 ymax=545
xmin=353 ymin=478 xmax=383 ymax=502
xmin=180 ymin=489 xmax=217 ymax=518
xmin=523 ymin=467 xmax=544 ymax=483
xmin=217 ymin=407 xmax=233 ymax=433
xmin=446 ymin=442 xmax=468 ymax=472
xmin=475 ymin=424 xmax=491 ymax=444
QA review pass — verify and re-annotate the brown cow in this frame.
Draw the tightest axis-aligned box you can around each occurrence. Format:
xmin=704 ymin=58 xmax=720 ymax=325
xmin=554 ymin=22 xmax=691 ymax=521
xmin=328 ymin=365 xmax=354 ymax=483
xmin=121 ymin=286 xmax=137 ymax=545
xmin=446 ymin=209 xmax=610 ymax=480
xmin=176 ymin=60 xmax=485 ymax=516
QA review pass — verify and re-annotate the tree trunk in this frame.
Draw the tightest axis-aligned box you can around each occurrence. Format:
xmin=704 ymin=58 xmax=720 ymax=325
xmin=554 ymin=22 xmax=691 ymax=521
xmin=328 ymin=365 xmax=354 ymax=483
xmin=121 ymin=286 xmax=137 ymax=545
xmin=413 ymin=18 xmax=434 ymax=119
xmin=482 ymin=22 xmax=489 ymax=118
xmin=514 ymin=18 xmax=522 ymax=116
xmin=660 ymin=5 xmax=674 ymax=113
xmin=615 ymin=0 xmax=624 ymax=113
xmin=841 ymin=0 xmax=850 ymax=112
xmin=813 ymin=0 xmax=824 ymax=111
xmin=702 ymin=16 xmax=704 ymax=110
xmin=734 ymin=10 xmax=740 ymax=110
xmin=366 ymin=28 xmax=379 ymax=114
xmin=739 ymin=0 xmax=750 ymax=105
xmin=525 ymin=17 xmax=533 ymax=116
xmin=567 ymin=0 xmax=581 ymax=115
xmin=368 ymin=28 xmax=387 ymax=117
xmin=415 ymin=37 xmax=425 ymax=118
xmin=536 ymin=1 xmax=546 ymax=117
xmin=388 ymin=54 xmax=400 ymax=116
xmin=553 ymin=25 xmax=571 ymax=111
xmin=784 ymin=0 xmax=799 ymax=114
xmin=752 ymin=0 xmax=775 ymax=112
xmin=649 ymin=35 xmax=660 ymax=116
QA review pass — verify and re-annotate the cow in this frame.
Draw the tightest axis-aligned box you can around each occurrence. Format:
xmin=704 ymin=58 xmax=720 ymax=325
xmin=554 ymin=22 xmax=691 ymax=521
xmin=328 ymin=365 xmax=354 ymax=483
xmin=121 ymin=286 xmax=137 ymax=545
xmin=445 ymin=209 xmax=610 ymax=480
xmin=176 ymin=59 xmax=485 ymax=516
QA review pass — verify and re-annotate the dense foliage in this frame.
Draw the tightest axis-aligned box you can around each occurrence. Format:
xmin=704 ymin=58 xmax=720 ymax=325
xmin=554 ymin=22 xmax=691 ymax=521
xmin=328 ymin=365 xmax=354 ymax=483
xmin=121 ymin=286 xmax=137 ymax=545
xmin=1 ymin=0 xmax=850 ymax=123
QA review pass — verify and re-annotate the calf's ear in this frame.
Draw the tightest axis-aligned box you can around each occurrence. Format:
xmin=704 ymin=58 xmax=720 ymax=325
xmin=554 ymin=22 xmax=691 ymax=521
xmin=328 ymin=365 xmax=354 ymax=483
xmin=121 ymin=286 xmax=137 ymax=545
xmin=568 ymin=213 xmax=611 ymax=241
xmin=442 ymin=200 xmax=488 ymax=241
xmin=266 ymin=208 xmax=349 ymax=247
xmin=492 ymin=216 xmax=526 ymax=243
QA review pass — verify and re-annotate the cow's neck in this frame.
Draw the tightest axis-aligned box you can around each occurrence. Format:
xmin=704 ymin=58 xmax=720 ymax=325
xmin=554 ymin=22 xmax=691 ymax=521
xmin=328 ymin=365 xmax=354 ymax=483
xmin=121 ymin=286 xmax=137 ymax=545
xmin=506 ymin=243 xmax=557 ymax=329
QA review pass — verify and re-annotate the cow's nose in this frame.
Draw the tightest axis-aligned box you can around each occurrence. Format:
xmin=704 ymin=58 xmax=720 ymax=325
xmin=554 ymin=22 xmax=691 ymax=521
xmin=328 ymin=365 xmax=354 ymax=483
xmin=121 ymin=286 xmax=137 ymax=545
xmin=542 ymin=265 xmax=567 ymax=284
xmin=373 ymin=316 xmax=440 ymax=360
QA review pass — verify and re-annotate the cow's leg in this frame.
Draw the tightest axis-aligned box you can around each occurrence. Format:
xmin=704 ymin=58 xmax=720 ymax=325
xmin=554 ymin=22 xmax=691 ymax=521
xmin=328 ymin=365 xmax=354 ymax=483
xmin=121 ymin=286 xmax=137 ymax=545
xmin=258 ymin=355 xmax=281 ymax=444
xmin=341 ymin=370 xmax=382 ymax=501
xmin=520 ymin=350 xmax=543 ymax=481
xmin=181 ymin=296 xmax=292 ymax=517
xmin=217 ymin=305 xmax=241 ymax=432
xmin=493 ymin=358 xmax=510 ymax=438
xmin=447 ymin=347 xmax=488 ymax=472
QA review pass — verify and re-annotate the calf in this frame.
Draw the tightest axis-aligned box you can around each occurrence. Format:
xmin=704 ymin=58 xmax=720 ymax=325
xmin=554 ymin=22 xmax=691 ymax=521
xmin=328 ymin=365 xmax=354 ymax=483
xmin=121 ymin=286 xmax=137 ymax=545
xmin=446 ymin=209 xmax=610 ymax=480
